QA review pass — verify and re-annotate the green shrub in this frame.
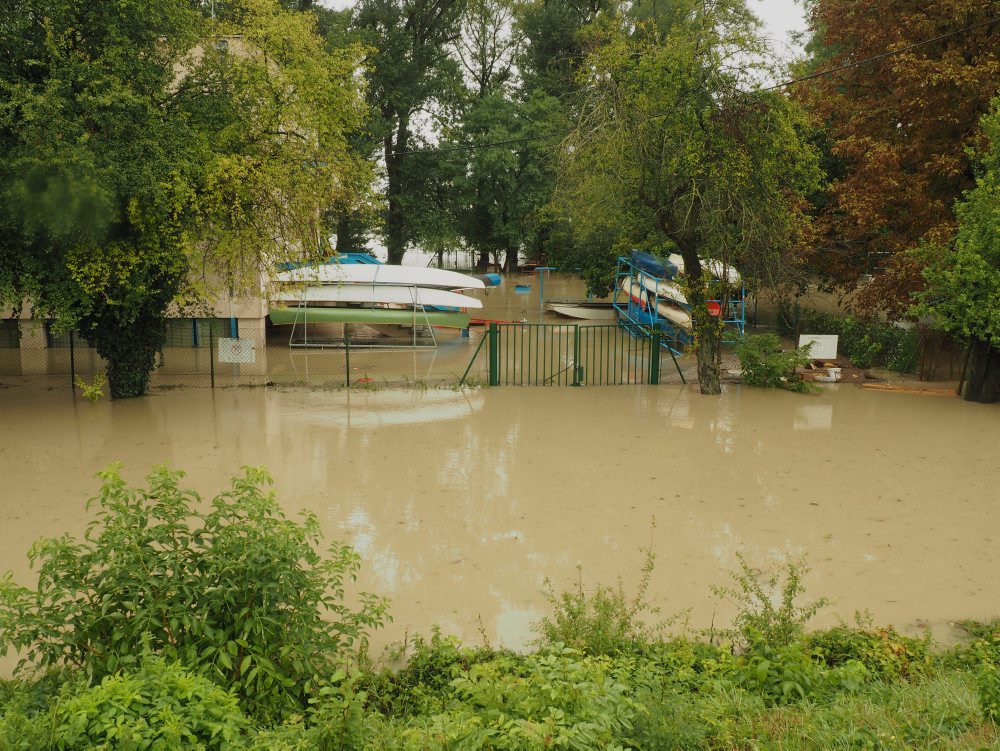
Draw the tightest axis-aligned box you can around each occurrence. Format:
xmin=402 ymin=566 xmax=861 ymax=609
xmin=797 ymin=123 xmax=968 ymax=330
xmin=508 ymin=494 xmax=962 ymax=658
xmin=736 ymin=334 xmax=817 ymax=393
xmin=49 ymin=658 xmax=248 ymax=750
xmin=436 ymin=647 xmax=638 ymax=749
xmin=711 ymin=554 xmax=828 ymax=649
xmin=775 ymin=302 xmax=921 ymax=373
xmin=731 ymin=635 xmax=869 ymax=706
xmin=807 ymin=617 xmax=933 ymax=680
xmin=533 ymin=536 xmax=668 ymax=655
xmin=361 ymin=628 xmax=500 ymax=717
xmin=0 ymin=465 xmax=389 ymax=721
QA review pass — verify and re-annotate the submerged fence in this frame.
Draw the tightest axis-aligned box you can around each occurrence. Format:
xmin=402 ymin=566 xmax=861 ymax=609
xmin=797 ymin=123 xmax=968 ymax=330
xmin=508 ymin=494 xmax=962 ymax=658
xmin=474 ymin=322 xmax=688 ymax=386
xmin=0 ymin=320 xmax=709 ymax=393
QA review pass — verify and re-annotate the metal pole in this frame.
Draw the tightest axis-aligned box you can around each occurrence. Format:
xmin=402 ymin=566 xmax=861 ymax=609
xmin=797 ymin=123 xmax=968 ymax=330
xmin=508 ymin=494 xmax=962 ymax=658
xmin=344 ymin=325 xmax=351 ymax=388
xmin=649 ymin=329 xmax=661 ymax=385
xmin=209 ymin=325 xmax=215 ymax=388
xmin=488 ymin=322 xmax=499 ymax=386
xmin=572 ymin=325 xmax=581 ymax=386
xmin=69 ymin=330 xmax=76 ymax=391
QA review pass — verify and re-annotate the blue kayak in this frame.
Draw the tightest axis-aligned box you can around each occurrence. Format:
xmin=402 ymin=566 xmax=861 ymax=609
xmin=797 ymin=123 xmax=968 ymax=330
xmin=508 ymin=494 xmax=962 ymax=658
xmin=630 ymin=250 xmax=678 ymax=280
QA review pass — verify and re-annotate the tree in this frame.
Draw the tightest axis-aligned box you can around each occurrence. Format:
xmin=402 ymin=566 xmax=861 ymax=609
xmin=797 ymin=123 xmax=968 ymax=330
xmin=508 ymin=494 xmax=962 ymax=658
xmin=912 ymin=99 xmax=1000 ymax=403
xmin=444 ymin=0 xmax=554 ymax=271
xmin=555 ymin=0 xmax=821 ymax=394
xmin=354 ymin=0 xmax=467 ymax=264
xmin=0 ymin=0 xmax=370 ymax=398
xmin=798 ymin=0 xmax=1000 ymax=318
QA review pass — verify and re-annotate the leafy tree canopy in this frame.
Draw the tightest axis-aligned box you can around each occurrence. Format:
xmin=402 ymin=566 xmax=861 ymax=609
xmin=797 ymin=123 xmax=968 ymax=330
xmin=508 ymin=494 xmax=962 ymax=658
xmin=0 ymin=0 xmax=371 ymax=397
xmin=912 ymin=98 xmax=1000 ymax=402
xmin=798 ymin=0 xmax=1000 ymax=317
xmin=553 ymin=0 xmax=822 ymax=392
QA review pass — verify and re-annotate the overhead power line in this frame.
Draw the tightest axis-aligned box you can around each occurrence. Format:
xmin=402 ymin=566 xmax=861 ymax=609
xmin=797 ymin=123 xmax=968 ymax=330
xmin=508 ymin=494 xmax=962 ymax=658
xmin=758 ymin=15 xmax=1000 ymax=93
xmin=392 ymin=15 xmax=1000 ymax=158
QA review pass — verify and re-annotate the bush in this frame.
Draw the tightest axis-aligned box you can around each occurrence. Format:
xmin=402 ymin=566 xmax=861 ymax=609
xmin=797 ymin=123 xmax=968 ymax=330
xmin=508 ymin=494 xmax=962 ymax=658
xmin=730 ymin=635 xmax=869 ymax=706
xmin=775 ymin=302 xmax=921 ymax=373
xmin=533 ymin=536 xmax=669 ymax=655
xmin=50 ymin=658 xmax=249 ymax=750
xmin=711 ymin=554 xmax=828 ymax=649
xmin=807 ymin=617 xmax=933 ymax=680
xmin=0 ymin=465 xmax=389 ymax=721
xmin=736 ymin=334 xmax=817 ymax=393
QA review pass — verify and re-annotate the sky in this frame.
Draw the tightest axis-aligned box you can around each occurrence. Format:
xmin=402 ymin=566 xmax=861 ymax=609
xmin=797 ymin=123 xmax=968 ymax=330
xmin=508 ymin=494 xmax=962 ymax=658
xmin=752 ymin=0 xmax=810 ymax=60
xmin=317 ymin=0 xmax=811 ymax=61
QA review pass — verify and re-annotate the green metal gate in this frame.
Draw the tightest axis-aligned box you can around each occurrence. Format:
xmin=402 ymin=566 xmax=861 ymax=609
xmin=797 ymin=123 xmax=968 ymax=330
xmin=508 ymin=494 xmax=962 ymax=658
xmin=463 ymin=323 xmax=684 ymax=386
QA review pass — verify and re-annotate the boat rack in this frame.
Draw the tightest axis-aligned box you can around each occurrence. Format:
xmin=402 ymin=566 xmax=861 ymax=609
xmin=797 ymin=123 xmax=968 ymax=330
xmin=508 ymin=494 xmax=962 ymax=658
xmin=284 ymin=304 xmax=442 ymax=350
xmin=612 ymin=255 xmax=746 ymax=354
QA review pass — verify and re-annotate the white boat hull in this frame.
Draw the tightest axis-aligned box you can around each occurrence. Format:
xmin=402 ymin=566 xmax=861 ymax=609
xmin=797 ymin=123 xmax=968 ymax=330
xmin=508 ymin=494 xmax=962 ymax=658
xmin=274 ymin=285 xmax=483 ymax=309
xmin=666 ymin=254 xmax=741 ymax=285
xmin=546 ymin=301 xmax=617 ymax=321
xmin=639 ymin=275 xmax=689 ymax=306
xmin=275 ymin=263 xmax=486 ymax=290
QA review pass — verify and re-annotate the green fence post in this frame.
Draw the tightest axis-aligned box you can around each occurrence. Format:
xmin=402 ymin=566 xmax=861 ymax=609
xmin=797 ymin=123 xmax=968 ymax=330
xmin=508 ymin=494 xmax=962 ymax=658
xmin=488 ymin=322 xmax=499 ymax=386
xmin=572 ymin=325 xmax=582 ymax=386
xmin=649 ymin=328 xmax=661 ymax=385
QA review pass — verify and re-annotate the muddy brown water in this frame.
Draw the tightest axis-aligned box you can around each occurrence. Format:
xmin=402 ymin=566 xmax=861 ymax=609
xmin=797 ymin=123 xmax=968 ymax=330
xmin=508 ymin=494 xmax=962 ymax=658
xmin=1 ymin=384 xmax=998 ymax=672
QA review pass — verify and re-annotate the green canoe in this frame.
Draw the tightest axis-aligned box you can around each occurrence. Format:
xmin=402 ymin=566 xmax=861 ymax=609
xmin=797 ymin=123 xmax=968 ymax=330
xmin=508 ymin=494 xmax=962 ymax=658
xmin=269 ymin=306 xmax=471 ymax=328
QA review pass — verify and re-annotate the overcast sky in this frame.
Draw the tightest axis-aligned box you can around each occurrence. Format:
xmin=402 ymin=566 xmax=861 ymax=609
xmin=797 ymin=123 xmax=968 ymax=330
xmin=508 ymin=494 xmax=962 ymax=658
xmin=317 ymin=0 xmax=810 ymax=60
xmin=752 ymin=0 xmax=809 ymax=60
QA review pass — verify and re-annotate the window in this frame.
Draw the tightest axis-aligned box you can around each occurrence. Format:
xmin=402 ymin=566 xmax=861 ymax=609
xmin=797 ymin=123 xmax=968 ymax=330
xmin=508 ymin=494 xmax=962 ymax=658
xmin=0 ymin=321 xmax=19 ymax=349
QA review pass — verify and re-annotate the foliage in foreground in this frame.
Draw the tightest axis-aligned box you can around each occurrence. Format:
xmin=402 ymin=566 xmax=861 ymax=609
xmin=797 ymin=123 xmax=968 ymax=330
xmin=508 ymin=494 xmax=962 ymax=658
xmin=0 ymin=465 xmax=389 ymax=721
xmin=2 ymin=467 xmax=1000 ymax=748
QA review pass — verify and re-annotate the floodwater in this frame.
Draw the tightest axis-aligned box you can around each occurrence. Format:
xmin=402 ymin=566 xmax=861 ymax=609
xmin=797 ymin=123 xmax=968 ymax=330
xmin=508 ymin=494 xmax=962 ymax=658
xmin=1 ymin=384 xmax=999 ymax=671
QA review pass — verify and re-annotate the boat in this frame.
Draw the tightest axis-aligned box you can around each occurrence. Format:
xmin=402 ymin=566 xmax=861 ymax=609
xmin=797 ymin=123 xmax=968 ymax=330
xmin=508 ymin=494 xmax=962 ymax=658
xmin=630 ymin=250 xmax=678 ymax=280
xmin=273 ymin=285 xmax=483 ymax=310
xmin=620 ymin=277 xmax=651 ymax=309
xmin=269 ymin=306 xmax=471 ymax=328
xmin=638 ymin=275 xmax=689 ymax=306
xmin=655 ymin=300 xmax=693 ymax=332
xmin=545 ymin=300 xmax=617 ymax=321
xmin=275 ymin=263 xmax=486 ymax=290
xmin=666 ymin=254 xmax=741 ymax=285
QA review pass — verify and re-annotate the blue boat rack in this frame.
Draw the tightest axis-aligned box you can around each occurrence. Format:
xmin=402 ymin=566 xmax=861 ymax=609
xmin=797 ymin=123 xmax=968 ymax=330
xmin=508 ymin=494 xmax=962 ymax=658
xmin=613 ymin=255 xmax=746 ymax=355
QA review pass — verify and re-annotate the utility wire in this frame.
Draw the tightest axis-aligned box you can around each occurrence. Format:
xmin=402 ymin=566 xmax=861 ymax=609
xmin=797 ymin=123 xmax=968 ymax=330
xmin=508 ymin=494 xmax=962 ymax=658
xmin=392 ymin=15 xmax=999 ymax=157
xmin=758 ymin=15 xmax=999 ymax=92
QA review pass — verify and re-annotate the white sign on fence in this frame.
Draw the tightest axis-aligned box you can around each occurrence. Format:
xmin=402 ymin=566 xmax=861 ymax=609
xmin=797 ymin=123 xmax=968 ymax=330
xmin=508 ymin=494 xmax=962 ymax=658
xmin=798 ymin=334 xmax=838 ymax=361
xmin=218 ymin=337 xmax=256 ymax=364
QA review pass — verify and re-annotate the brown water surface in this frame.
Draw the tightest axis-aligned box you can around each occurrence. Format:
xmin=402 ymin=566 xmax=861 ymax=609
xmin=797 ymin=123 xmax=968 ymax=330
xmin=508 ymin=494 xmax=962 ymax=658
xmin=1 ymin=384 xmax=998 ymax=668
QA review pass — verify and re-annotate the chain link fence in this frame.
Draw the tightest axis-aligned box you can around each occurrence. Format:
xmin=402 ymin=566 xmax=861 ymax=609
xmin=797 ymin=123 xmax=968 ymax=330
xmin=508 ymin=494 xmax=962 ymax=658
xmin=0 ymin=319 xmax=493 ymax=392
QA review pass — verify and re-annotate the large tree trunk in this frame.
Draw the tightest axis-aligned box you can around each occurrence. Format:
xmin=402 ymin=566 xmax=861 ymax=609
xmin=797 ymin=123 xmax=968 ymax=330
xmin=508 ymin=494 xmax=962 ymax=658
xmin=963 ymin=335 xmax=1000 ymax=403
xmin=677 ymin=247 xmax=722 ymax=394
xmin=695 ymin=323 xmax=721 ymax=394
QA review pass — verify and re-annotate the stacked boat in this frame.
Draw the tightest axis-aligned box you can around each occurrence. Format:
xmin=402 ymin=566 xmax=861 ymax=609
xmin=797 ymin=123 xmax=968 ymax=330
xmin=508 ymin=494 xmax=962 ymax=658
xmin=269 ymin=261 xmax=486 ymax=346
xmin=615 ymin=250 xmax=744 ymax=344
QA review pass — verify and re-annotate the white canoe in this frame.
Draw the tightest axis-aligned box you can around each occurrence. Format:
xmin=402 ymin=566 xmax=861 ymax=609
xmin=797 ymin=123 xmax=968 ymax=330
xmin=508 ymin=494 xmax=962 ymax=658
xmin=274 ymin=285 xmax=483 ymax=309
xmin=545 ymin=300 xmax=617 ymax=321
xmin=620 ymin=277 xmax=651 ymax=309
xmin=275 ymin=263 xmax=486 ymax=290
xmin=639 ymin=275 xmax=689 ymax=306
xmin=656 ymin=301 xmax=693 ymax=332
xmin=666 ymin=254 xmax=741 ymax=285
